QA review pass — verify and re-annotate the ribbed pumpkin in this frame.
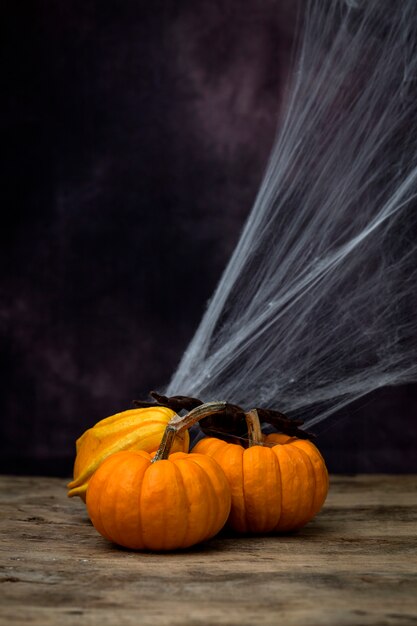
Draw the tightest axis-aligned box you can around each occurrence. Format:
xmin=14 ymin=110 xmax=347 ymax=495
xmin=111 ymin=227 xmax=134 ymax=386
xmin=67 ymin=406 xmax=189 ymax=501
xmin=193 ymin=409 xmax=328 ymax=534
xmin=86 ymin=448 xmax=231 ymax=550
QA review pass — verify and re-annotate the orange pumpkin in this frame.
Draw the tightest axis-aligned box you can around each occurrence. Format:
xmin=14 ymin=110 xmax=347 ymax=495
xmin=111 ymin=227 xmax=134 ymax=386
xmin=67 ymin=406 xmax=189 ymax=501
xmin=193 ymin=409 xmax=328 ymax=534
xmin=86 ymin=450 xmax=231 ymax=551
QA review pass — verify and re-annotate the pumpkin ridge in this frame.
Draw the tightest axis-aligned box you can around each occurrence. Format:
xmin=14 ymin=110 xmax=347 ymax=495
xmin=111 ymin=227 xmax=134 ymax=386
xmin=116 ymin=452 xmax=150 ymax=549
xmin=242 ymin=445 xmax=265 ymax=534
xmin=285 ymin=445 xmax=313 ymax=529
xmin=186 ymin=454 xmax=229 ymax=541
xmin=285 ymin=447 xmax=304 ymax=530
xmin=294 ymin=444 xmax=316 ymax=523
xmin=169 ymin=461 xmax=191 ymax=550
xmin=87 ymin=463 xmax=111 ymax=541
xmin=219 ymin=443 xmax=246 ymax=532
xmin=139 ymin=461 xmax=159 ymax=551
xmin=140 ymin=460 xmax=188 ymax=551
xmin=134 ymin=458 xmax=147 ymax=549
xmin=94 ymin=453 xmax=131 ymax=542
xmin=272 ymin=444 xmax=299 ymax=531
xmin=254 ymin=446 xmax=282 ymax=532
xmin=101 ymin=453 xmax=139 ymax=545
xmin=272 ymin=444 xmax=283 ymax=530
xmin=292 ymin=440 xmax=329 ymax=516
xmin=184 ymin=456 xmax=215 ymax=517
xmin=175 ymin=459 xmax=202 ymax=548
xmin=179 ymin=458 xmax=214 ymax=545
xmin=96 ymin=462 xmax=112 ymax=541
xmin=240 ymin=446 xmax=249 ymax=533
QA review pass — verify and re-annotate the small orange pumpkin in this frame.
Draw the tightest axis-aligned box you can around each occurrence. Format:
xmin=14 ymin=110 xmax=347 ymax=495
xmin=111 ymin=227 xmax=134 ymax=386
xmin=193 ymin=409 xmax=328 ymax=534
xmin=67 ymin=406 xmax=189 ymax=501
xmin=86 ymin=410 xmax=231 ymax=551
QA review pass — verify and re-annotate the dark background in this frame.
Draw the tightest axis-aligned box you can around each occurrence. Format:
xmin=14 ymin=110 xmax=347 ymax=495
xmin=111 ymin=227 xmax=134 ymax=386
xmin=2 ymin=0 xmax=416 ymax=476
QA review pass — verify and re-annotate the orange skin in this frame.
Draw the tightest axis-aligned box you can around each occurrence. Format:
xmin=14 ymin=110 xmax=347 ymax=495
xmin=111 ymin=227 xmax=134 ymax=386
xmin=193 ymin=433 xmax=329 ymax=534
xmin=86 ymin=450 xmax=231 ymax=551
xmin=67 ymin=407 xmax=189 ymax=500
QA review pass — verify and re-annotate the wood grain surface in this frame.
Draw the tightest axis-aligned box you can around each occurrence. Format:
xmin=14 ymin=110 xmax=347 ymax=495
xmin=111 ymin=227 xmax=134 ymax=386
xmin=0 ymin=474 xmax=416 ymax=625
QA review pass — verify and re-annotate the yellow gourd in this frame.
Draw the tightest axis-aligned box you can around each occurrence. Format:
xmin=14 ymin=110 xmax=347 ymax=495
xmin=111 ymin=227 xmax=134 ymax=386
xmin=67 ymin=406 xmax=189 ymax=500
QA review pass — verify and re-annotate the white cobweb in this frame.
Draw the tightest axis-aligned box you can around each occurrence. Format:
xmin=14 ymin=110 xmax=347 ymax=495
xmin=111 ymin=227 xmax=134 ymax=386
xmin=167 ymin=0 xmax=417 ymax=429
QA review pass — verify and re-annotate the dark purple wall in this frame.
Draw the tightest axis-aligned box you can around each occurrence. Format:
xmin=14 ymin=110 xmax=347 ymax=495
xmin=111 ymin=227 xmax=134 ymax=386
xmin=2 ymin=0 xmax=416 ymax=475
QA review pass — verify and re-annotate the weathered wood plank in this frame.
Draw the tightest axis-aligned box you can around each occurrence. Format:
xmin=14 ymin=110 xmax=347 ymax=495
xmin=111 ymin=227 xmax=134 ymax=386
xmin=0 ymin=475 xmax=416 ymax=625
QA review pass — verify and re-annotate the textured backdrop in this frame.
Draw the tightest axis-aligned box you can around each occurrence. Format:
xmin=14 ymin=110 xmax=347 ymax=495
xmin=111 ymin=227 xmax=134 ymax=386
xmin=2 ymin=0 xmax=416 ymax=475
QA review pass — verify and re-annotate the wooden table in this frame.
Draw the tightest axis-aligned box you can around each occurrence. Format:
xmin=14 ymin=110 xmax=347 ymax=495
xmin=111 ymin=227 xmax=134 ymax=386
xmin=0 ymin=475 xmax=416 ymax=625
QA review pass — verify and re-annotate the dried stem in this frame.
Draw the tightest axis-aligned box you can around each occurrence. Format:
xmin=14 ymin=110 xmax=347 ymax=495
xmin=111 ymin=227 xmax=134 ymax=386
xmin=152 ymin=401 xmax=228 ymax=462
xmin=134 ymin=389 xmax=315 ymax=445
xmin=245 ymin=409 xmax=264 ymax=447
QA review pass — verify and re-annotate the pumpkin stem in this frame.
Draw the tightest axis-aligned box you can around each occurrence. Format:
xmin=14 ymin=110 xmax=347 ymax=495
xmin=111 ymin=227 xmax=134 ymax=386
xmin=245 ymin=409 xmax=264 ymax=447
xmin=152 ymin=401 xmax=229 ymax=462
